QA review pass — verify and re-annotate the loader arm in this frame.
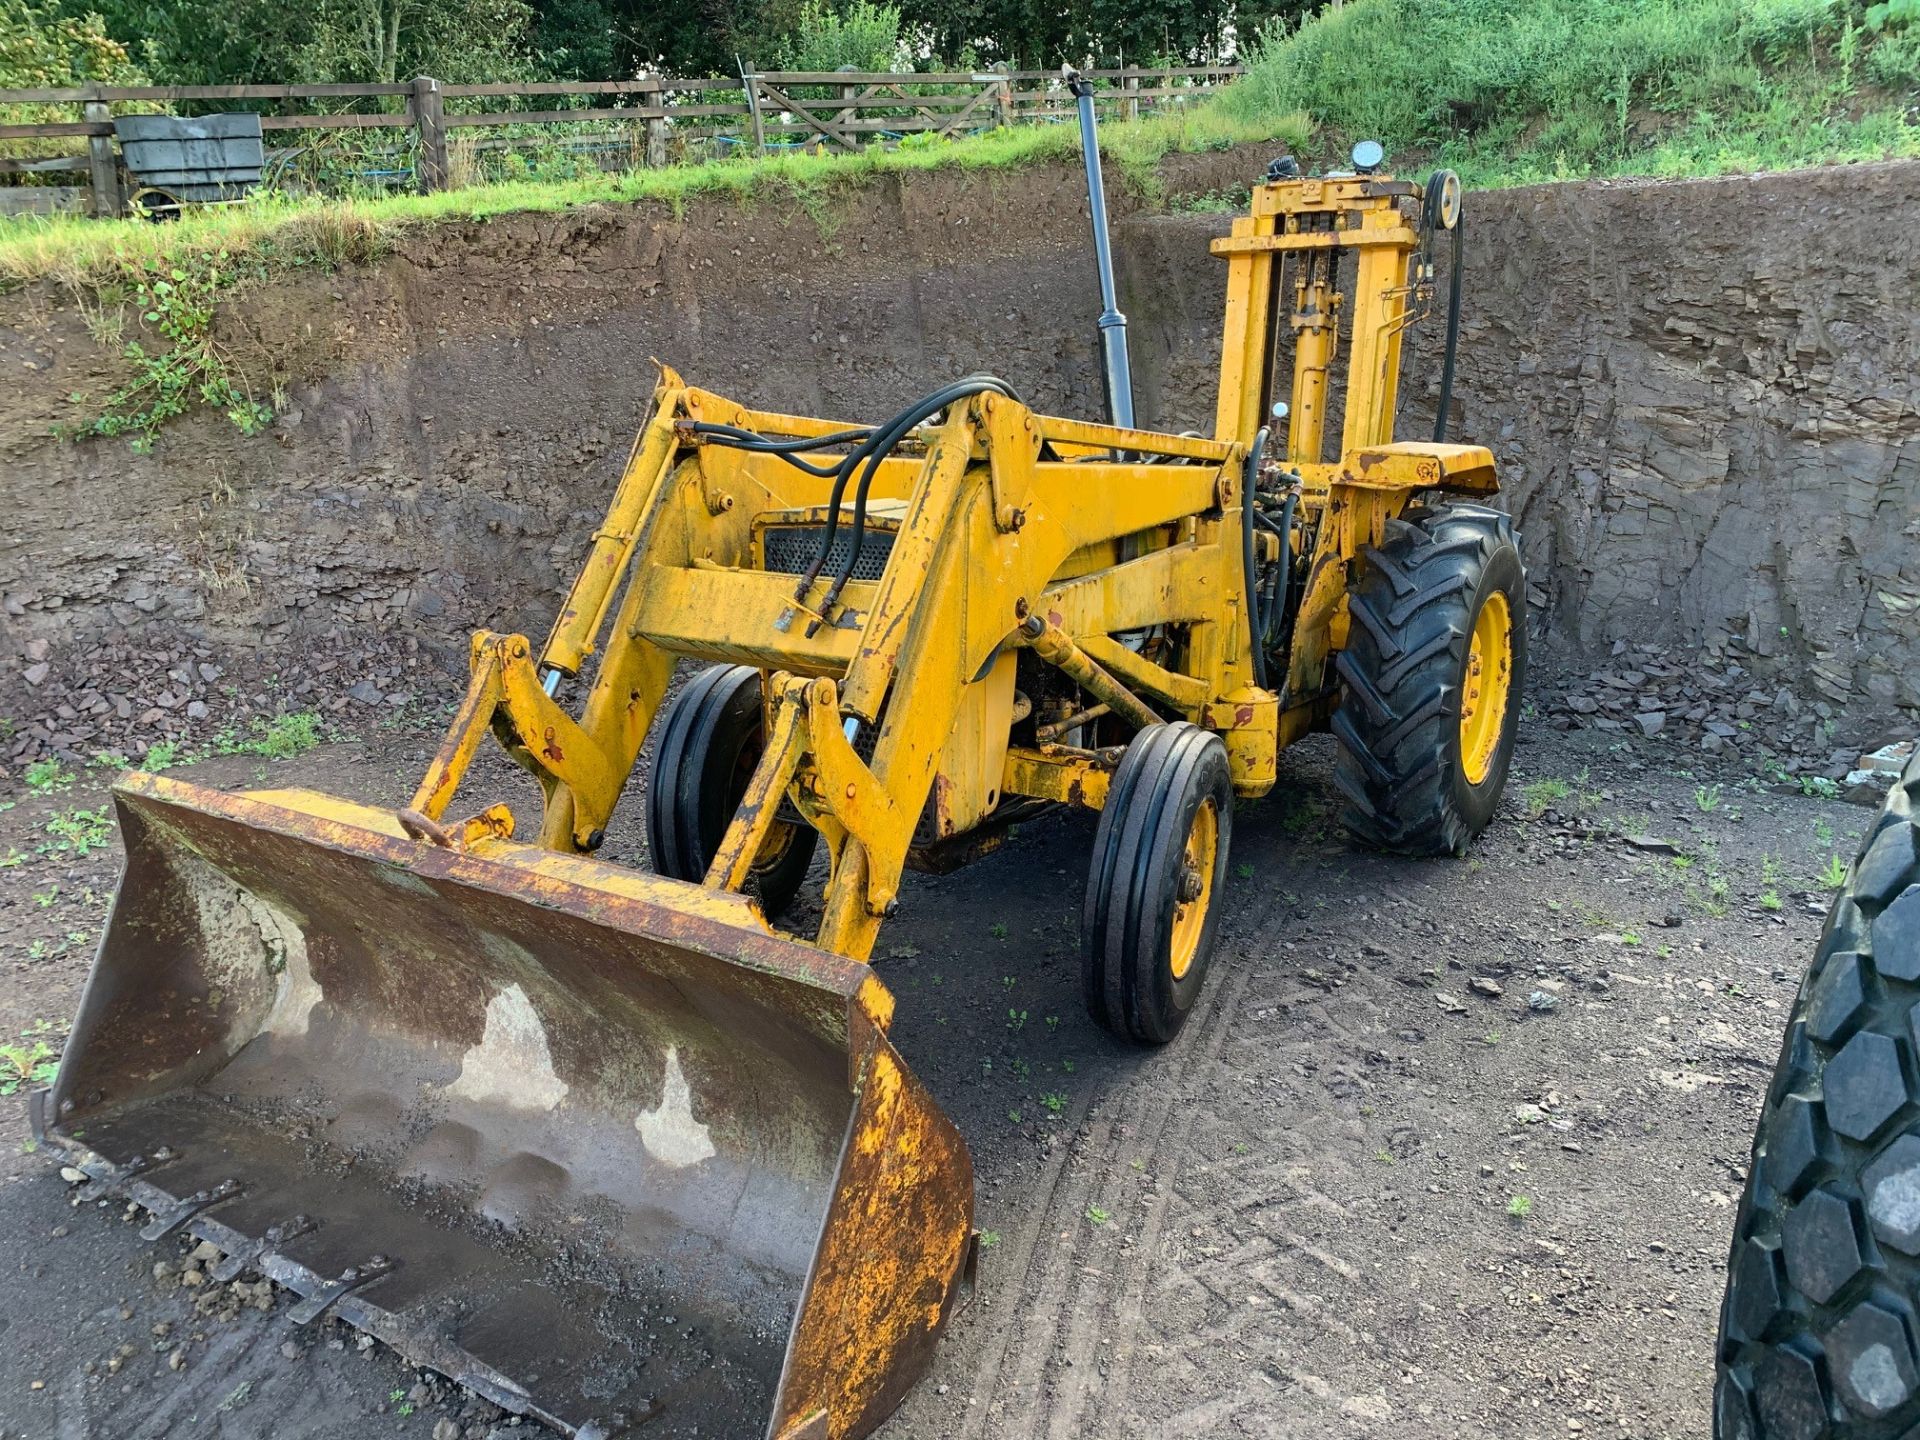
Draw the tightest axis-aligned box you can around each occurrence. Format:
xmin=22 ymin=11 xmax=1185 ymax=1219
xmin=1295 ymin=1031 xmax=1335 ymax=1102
xmin=409 ymin=372 xmax=1259 ymax=964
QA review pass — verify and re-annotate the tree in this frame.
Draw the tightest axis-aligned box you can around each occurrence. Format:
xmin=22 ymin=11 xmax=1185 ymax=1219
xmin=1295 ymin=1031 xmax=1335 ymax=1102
xmin=2 ymin=0 xmax=144 ymax=86
xmin=66 ymin=0 xmax=537 ymax=85
xmin=298 ymin=0 xmax=539 ymax=84
xmin=776 ymin=0 xmax=903 ymax=71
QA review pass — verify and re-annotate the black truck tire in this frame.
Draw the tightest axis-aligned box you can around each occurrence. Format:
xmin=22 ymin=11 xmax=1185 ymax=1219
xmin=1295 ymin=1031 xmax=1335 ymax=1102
xmin=1082 ymin=722 xmax=1234 ymax=1045
xmin=1718 ymin=750 xmax=1920 ymax=1439
xmin=1331 ymin=503 xmax=1526 ymax=857
xmin=645 ymin=664 xmax=818 ymax=918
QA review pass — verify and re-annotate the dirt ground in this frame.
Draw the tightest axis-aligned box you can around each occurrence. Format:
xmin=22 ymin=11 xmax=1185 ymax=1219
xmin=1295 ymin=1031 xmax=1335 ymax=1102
xmin=0 ymin=706 xmax=1873 ymax=1439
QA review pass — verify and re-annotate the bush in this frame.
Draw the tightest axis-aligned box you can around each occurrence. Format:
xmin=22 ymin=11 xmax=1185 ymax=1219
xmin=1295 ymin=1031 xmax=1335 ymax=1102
xmin=776 ymin=0 xmax=903 ymax=73
xmin=0 ymin=2 xmax=148 ymax=177
xmin=0 ymin=1 xmax=140 ymax=88
xmin=1868 ymin=25 xmax=1920 ymax=86
xmin=1739 ymin=0 xmax=1840 ymax=63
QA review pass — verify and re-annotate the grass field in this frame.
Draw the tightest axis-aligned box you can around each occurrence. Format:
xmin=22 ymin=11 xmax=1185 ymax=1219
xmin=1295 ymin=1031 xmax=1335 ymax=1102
xmin=1218 ymin=0 xmax=1920 ymax=185
xmin=0 ymin=105 xmax=1308 ymax=289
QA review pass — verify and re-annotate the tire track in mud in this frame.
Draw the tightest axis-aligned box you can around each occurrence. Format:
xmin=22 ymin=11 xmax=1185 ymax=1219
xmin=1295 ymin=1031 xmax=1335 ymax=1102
xmin=946 ymin=874 xmax=1441 ymax=1439
xmin=953 ymin=886 xmax=1275 ymax=1439
xmin=1124 ymin=967 xmax=1414 ymax=1437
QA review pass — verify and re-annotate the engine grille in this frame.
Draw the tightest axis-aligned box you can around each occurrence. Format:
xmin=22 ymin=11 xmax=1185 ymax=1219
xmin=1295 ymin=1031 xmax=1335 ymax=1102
xmin=760 ymin=524 xmax=897 ymax=582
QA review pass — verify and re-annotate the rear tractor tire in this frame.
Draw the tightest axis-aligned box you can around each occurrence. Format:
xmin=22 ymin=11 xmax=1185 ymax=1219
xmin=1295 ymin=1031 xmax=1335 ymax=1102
xmin=645 ymin=664 xmax=819 ymax=919
xmin=1716 ymin=752 xmax=1920 ymax=1440
xmin=1332 ymin=503 xmax=1526 ymax=857
xmin=1082 ymin=722 xmax=1234 ymax=1044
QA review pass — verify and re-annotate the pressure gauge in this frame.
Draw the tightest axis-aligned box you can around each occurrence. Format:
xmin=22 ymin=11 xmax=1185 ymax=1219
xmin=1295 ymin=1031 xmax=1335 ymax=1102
xmin=1350 ymin=139 xmax=1385 ymax=174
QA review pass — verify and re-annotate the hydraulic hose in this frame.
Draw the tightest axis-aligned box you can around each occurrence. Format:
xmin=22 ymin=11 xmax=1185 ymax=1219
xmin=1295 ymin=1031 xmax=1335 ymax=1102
xmin=1255 ymin=491 xmax=1298 ymax=650
xmin=687 ymin=423 xmax=875 ymax=478
xmin=795 ymin=375 xmax=1021 ymax=621
xmin=822 ymin=376 xmax=1015 ymax=611
xmin=1239 ymin=427 xmax=1271 ymax=691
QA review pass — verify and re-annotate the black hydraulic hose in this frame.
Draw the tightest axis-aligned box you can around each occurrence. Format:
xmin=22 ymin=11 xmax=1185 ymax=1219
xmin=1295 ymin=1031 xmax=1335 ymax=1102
xmin=819 ymin=375 xmax=1016 ymax=614
xmin=689 ymin=423 xmax=872 ymax=452
xmin=688 ymin=423 xmax=875 ymax=478
xmin=1256 ymin=492 xmax=1298 ymax=649
xmin=788 ymin=374 xmax=1024 ymax=616
xmin=1239 ymin=427 xmax=1271 ymax=691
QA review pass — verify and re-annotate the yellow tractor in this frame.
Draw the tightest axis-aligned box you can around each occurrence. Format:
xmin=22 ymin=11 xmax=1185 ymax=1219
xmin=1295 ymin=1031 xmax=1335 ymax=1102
xmin=35 ymin=126 xmax=1523 ymax=1440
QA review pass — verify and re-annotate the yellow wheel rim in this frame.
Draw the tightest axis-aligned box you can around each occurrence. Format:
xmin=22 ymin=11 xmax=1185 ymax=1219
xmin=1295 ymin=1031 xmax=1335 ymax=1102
xmin=1459 ymin=589 xmax=1514 ymax=787
xmin=1169 ymin=799 xmax=1219 ymax=981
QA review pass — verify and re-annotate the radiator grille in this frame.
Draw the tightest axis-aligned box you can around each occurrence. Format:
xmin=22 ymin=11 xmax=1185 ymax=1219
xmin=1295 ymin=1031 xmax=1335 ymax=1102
xmin=761 ymin=525 xmax=896 ymax=582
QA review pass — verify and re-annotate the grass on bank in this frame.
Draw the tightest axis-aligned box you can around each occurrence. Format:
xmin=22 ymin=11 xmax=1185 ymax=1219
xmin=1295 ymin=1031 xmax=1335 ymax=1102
xmin=1217 ymin=0 xmax=1920 ymax=186
xmin=0 ymin=105 xmax=1309 ymax=290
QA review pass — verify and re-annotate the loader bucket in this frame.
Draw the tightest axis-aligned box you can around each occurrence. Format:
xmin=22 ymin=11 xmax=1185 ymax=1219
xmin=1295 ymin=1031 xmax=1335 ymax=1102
xmin=35 ymin=774 xmax=974 ymax=1440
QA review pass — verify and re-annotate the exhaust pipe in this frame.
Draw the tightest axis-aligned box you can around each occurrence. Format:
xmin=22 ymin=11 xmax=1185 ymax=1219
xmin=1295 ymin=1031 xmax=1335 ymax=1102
xmin=1063 ymin=65 xmax=1135 ymax=430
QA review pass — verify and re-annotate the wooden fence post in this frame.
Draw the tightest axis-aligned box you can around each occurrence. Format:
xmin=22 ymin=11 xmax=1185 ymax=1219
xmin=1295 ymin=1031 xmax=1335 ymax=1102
xmin=990 ymin=62 xmax=1011 ymax=130
xmin=837 ymin=66 xmax=859 ymax=153
xmin=741 ymin=64 xmax=767 ymax=154
xmin=1123 ymin=70 xmax=1140 ymax=121
xmin=83 ymin=84 xmax=120 ymax=217
xmin=409 ymin=74 xmax=448 ymax=193
xmin=643 ymin=78 xmax=667 ymax=167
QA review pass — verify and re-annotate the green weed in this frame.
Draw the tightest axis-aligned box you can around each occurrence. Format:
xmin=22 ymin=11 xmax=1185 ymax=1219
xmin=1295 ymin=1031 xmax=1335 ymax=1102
xmin=1819 ymin=855 xmax=1849 ymax=889
xmin=1696 ymin=785 xmax=1724 ymax=813
xmin=1041 ymin=1092 xmax=1067 ymax=1114
xmin=59 ymin=256 xmax=274 ymax=450
xmin=1507 ymin=1194 xmax=1533 ymax=1219
xmin=1085 ymin=1204 xmax=1111 ymax=1225
xmin=0 ymin=1041 xmax=57 ymax=1096
xmin=1520 ymin=777 xmax=1573 ymax=816
xmin=44 ymin=808 xmax=113 ymax=856
xmin=1760 ymin=889 xmax=1783 ymax=912
xmin=23 ymin=758 xmax=71 ymax=794
xmin=212 ymin=711 xmax=323 ymax=761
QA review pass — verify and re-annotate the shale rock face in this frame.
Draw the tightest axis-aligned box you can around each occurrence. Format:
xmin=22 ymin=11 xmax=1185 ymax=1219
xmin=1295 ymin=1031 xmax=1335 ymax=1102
xmin=0 ymin=155 xmax=1913 ymax=762
xmin=1126 ymin=161 xmax=1920 ymax=729
xmin=1460 ymin=164 xmax=1918 ymax=723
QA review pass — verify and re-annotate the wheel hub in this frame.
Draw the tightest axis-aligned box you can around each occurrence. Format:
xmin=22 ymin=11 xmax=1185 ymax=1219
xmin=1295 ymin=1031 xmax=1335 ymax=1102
xmin=1168 ymin=800 xmax=1219 ymax=981
xmin=1458 ymin=589 xmax=1513 ymax=787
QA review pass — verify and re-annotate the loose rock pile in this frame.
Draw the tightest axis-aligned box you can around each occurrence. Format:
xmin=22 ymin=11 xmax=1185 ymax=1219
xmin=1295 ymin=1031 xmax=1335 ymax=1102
xmin=1539 ymin=638 xmax=1865 ymax=778
xmin=5 ymin=624 xmax=439 ymax=773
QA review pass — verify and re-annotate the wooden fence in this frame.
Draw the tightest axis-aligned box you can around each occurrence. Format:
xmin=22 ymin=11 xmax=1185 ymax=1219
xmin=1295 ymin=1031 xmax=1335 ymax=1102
xmin=0 ymin=65 xmax=1241 ymax=217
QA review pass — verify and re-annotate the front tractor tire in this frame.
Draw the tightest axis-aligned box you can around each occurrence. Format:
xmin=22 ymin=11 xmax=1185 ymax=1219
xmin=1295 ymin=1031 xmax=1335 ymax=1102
xmin=1082 ymin=722 xmax=1234 ymax=1045
xmin=1332 ymin=504 xmax=1526 ymax=857
xmin=645 ymin=664 xmax=819 ymax=918
xmin=1716 ymin=753 xmax=1920 ymax=1440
